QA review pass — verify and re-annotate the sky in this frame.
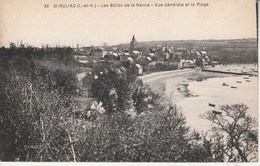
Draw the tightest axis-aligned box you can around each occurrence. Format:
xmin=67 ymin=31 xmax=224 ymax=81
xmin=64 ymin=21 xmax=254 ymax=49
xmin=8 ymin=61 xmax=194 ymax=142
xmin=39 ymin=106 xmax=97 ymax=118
xmin=0 ymin=0 xmax=257 ymax=47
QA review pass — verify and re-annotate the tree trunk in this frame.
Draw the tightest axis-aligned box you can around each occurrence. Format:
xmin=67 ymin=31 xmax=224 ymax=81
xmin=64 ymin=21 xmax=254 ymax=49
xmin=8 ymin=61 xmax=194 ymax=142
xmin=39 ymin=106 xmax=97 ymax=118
xmin=235 ymin=144 xmax=248 ymax=162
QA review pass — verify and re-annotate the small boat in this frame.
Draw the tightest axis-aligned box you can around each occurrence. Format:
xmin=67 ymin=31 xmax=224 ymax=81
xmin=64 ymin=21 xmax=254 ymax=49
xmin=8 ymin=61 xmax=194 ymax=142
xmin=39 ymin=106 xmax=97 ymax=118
xmin=209 ymin=103 xmax=216 ymax=107
xmin=212 ymin=110 xmax=222 ymax=115
xmin=236 ymin=81 xmax=242 ymax=83
xmin=196 ymin=78 xmax=203 ymax=82
xmin=222 ymin=83 xmax=229 ymax=86
xmin=243 ymin=67 xmax=246 ymax=68
xmin=231 ymin=86 xmax=237 ymax=88
xmin=243 ymin=77 xmax=249 ymax=79
xmin=245 ymin=80 xmax=251 ymax=82
xmin=251 ymin=69 xmax=255 ymax=71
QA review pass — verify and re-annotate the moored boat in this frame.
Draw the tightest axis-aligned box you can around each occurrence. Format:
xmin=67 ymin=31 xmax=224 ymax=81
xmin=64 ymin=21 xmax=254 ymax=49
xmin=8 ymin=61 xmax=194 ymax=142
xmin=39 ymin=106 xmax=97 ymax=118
xmin=222 ymin=83 xmax=229 ymax=86
xmin=209 ymin=103 xmax=216 ymax=107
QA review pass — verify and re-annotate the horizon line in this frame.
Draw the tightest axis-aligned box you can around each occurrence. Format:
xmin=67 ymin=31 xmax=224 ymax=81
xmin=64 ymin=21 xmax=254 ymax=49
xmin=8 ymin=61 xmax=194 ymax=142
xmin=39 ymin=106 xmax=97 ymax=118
xmin=2 ymin=37 xmax=257 ymax=48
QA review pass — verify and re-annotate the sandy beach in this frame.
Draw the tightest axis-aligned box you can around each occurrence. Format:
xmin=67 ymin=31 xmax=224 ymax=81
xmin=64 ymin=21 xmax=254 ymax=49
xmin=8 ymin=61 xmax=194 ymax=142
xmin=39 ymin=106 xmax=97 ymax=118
xmin=141 ymin=64 xmax=258 ymax=132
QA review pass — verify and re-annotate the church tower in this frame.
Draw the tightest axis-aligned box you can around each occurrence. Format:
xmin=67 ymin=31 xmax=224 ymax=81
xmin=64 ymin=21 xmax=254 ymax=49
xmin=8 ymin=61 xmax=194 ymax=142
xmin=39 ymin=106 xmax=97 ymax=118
xmin=130 ymin=35 xmax=137 ymax=53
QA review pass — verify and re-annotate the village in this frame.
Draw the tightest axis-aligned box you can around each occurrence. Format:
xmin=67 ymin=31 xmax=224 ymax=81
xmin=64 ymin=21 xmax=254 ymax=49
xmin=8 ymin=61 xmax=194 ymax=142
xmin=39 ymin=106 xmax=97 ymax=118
xmin=0 ymin=0 xmax=258 ymax=162
xmin=73 ymin=35 xmax=219 ymax=76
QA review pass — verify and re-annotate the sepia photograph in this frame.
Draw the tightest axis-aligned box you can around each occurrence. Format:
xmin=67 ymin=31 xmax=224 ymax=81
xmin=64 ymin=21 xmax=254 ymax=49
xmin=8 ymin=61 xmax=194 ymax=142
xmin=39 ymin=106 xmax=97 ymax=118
xmin=0 ymin=0 xmax=258 ymax=164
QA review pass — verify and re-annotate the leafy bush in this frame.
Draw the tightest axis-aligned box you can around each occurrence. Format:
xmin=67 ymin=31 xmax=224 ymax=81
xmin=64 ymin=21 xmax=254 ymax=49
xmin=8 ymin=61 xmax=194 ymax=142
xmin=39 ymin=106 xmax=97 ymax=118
xmin=89 ymin=62 xmax=136 ymax=113
xmin=76 ymin=103 xmax=192 ymax=162
xmin=0 ymin=60 xmax=81 ymax=161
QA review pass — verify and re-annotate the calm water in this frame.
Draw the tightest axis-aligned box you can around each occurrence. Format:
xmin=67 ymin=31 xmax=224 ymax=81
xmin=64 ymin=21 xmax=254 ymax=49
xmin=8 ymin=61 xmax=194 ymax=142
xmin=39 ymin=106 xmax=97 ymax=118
xmin=177 ymin=75 xmax=258 ymax=132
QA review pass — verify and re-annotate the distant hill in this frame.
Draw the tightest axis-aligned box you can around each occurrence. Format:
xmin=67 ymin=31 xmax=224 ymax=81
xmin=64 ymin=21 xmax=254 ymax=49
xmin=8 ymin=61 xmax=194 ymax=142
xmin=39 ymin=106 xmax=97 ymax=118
xmin=113 ymin=38 xmax=257 ymax=50
xmin=113 ymin=38 xmax=257 ymax=64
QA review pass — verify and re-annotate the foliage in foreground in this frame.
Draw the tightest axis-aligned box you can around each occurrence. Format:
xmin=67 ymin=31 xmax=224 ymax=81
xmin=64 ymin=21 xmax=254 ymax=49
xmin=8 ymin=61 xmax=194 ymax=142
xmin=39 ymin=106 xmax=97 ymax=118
xmin=0 ymin=53 xmax=258 ymax=161
xmin=0 ymin=59 xmax=211 ymax=161
xmin=201 ymin=104 xmax=258 ymax=162
xmin=0 ymin=60 xmax=80 ymax=161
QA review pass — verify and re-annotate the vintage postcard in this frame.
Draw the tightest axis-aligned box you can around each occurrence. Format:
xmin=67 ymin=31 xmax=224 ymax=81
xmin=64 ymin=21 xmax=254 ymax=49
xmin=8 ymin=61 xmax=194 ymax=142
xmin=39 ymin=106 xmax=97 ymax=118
xmin=0 ymin=0 xmax=258 ymax=165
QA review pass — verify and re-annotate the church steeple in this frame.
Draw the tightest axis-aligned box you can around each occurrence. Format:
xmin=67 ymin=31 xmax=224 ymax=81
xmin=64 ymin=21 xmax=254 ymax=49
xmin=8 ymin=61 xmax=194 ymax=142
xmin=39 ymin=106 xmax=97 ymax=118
xmin=132 ymin=35 xmax=135 ymax=41
xmin=130 ymin=35 xmax=137 ymax=53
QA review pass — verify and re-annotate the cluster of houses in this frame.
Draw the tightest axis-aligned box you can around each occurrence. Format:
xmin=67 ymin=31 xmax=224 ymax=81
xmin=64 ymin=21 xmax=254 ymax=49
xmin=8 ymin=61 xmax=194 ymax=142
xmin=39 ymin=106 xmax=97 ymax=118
xmin=73 ymin=36 xmax=219 ymax=76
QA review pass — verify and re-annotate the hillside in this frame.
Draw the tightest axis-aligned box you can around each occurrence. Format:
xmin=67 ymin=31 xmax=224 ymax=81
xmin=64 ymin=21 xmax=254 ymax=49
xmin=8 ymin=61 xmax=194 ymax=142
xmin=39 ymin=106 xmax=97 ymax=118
xmin=115 ymin=38 xmax=257 ymax=49
xmin=114 ymin=38 xmax=258 ymax=63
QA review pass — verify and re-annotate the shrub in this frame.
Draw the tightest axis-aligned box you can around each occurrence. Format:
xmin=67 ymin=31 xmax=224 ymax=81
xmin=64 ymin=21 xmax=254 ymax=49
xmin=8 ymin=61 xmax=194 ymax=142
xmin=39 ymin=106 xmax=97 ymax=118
xmin=0 ymin=61 xmax=81 ymax=161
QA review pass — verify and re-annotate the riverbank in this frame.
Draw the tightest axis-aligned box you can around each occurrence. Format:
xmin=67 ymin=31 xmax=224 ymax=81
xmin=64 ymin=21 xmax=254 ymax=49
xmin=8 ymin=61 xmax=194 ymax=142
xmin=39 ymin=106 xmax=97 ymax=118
xmin=141 ymin=64 xmax=258 ymax=132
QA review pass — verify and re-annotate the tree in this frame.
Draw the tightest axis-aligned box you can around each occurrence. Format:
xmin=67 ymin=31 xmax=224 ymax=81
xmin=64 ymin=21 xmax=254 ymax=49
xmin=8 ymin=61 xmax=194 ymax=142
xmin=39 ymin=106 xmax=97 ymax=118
xmin=201 ymin=104 xmax=258 ymax=162
xmin=9 ymin=42 xmax=16 ymax=49
xmin=131 ymin=79 xmax=160 ymax=114
xmin=0 ymin=61 xmax=81 ymax=161
xmin=89 ymin=62 xmax=135 ymax=113
xmin=127 ymin=104 xmax=191 ymax=162
xmin=181 ymin=130 xmax=217 ymax=162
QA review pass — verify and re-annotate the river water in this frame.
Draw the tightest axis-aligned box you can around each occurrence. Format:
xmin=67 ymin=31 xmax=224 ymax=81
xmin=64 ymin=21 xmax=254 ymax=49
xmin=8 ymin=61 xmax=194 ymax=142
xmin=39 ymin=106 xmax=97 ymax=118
xmin=179 ymin=76 xmax=258 ymax=132
xmin=165 ymin=64 xmax=258 ymax=132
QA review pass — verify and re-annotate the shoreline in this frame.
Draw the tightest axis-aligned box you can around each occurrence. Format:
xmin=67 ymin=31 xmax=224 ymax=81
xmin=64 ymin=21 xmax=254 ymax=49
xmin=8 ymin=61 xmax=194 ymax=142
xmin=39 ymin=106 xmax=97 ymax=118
xmin=142 ymin=63 xmax=258 ymax=102
xmin=141 ymin=64 xmax=258 ymax=132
